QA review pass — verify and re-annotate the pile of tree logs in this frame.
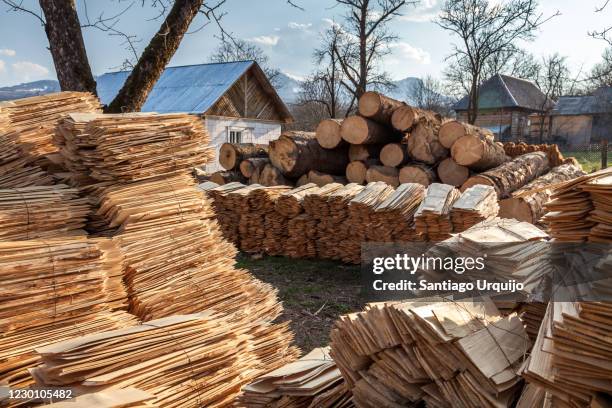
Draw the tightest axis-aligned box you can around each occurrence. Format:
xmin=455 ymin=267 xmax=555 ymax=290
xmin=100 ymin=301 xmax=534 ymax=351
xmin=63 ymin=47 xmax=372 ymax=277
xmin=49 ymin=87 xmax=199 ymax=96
xmin=330 ymin=299 xmax=531 ymax=408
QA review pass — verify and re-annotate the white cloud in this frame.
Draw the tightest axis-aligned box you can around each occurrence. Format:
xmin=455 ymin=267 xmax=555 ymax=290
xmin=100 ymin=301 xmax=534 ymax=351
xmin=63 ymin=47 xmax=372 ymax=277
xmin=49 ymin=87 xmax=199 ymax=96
xmin=282 ymin=71 xmax=304 ymax=82
xmin=11 ymin=61 xmax=50 ymax=81
xmin=247 ymin=35 xmax=280 ymax=46
xmin=0 ymin=48 xmax=16 ymax=57
xmin=399 ymin=0 xmax=441 ymax=22
xmin=388 ymin=42 xmax=431 ymax=64
xmin=288 ymin=22 xmax=312 ymax=31
xmin=0 ymin=60 xmax=5 ymax=73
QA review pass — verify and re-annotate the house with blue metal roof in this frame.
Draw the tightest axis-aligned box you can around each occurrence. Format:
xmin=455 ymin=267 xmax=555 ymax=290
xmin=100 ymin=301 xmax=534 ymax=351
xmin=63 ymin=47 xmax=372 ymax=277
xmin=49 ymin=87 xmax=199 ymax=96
xmin=97 ymin=60 xmax=293 ymax=171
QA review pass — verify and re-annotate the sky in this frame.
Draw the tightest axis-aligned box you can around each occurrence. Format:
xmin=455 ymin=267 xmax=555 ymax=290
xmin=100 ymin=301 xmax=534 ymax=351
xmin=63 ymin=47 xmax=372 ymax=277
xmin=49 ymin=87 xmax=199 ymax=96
xmin=0 ymin=0 xmax=610 ymax=87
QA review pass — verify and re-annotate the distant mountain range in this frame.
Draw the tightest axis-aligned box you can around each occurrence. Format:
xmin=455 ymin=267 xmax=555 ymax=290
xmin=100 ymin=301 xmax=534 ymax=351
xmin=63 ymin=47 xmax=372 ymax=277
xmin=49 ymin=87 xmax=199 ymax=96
xmin=0 ymin=75 xmax=427 ymax=105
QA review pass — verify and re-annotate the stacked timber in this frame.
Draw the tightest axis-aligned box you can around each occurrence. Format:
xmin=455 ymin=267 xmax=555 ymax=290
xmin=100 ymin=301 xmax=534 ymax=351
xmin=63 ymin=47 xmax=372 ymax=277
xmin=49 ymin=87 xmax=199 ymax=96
xmin=0 ymin=238 xmax=137 ymax=387
xmin=276 ymin=183 xmax=320 ymax=218
xmin=0 ymin=185 xmax=89 ymax=241
xmin=318 ymin=184 xmax=365 ymax=260
xmin=206 ymin=182 xmax=246 ymax=243
xmin=444 ymin=121 xmax=509 ymax=172
xmin=450 ymin=184 xmax=499 ymax=232
xmin=348 ymin=144 xmax=383 ymax=162
xmin=399 ymin=163 xmax=437 ymax=186
xmin=368 ymin=183 xmax=426 ymax=242
xmin=504 ymin=141 xmax=565 ymax=167
xmin=391 ymin=105 xmax=441 ymax=132
xmin=32 ymin=312 xmax=299 ymax=408
xmin=239 ymin=347 xmax=353 ymax=408
xmin=240 ymin=186 xmax=290 ymax=253
xmin=240 ymin=157 xmax=270 ymax=184
xmin=316 ymin=118 xmax=345 ymax=149
xmin=285 ymin=213 xmax=318 ymax=258
xmin=338 ymin=182 xmax=395 ymax=264
xmin=359 ymin=91 xmax=405 ymax=126
xmin=365 ymin=164 xmax=399 ymax=187
xmin=406 ymin=119 xmax=447 ymax=164
xmin=346 ymin=159 xmax=379 ymax=184
xmin=581 ymin=170 xmax=612 ymax=243
xmin=210 ymin=170 xmax=247 ymax=185
xmin=522 ymin=302 xmax=612 ymax=407
xmin=542 ymin=168 xmax=611 ymax=241
xmin=219 ymin=142 xmax=268 ymax=171
xmin=303 ymin=183 xmax=345 ymax=257
xmin=330 ymin=299 xmax=531 ymax=408
xmin=308 ymin=169 xmax=347 ymax=187
xmin=499 ymin=163 xmax=586 ymax=224
xmin=259 ymin=163 xmax=292 ymax=186
xmin=415 ymin=183 xmax=461 ymax=241
xmin=437 ymin=157 xmax=470 ymax=187
xmin=0 ymin=163 xmax=53 ymax=188
xmin=462 ymin=151 xmax=550 ymax=198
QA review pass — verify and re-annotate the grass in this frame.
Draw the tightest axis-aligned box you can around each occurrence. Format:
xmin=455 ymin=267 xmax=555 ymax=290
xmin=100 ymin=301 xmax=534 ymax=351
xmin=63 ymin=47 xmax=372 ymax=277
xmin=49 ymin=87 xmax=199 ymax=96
xmin=236 ymin=254 xmax=363 ymax=352
xmin=562 ymin=151 xmax=603 ymax=173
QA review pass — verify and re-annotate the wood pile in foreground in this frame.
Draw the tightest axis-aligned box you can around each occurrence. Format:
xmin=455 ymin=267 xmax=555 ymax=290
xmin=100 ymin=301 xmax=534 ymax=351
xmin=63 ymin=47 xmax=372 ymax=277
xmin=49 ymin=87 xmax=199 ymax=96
xmin=239 ymin=347 xmax=354 ymax=408
xmin=330 ymin=299 xmax=531 ymax=408
xmin=0 ymin=238 xmax=137 ymax=387
xmin=32 ymin=312 xmax=299 ymax=408
xmin=450 ymin=184 xmax=499 ymax=232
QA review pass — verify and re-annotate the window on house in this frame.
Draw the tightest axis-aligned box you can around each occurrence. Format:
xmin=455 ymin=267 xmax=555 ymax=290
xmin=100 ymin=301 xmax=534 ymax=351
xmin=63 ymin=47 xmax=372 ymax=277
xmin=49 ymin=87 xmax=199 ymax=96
xmin=228 ymin=130 xmax=242 ymax=144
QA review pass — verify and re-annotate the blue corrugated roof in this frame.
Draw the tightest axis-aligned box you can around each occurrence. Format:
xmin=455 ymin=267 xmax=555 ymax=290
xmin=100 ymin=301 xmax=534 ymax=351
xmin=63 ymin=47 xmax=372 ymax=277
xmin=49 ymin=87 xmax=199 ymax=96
xmin=96 ymin=61 xmax=255 ymax=113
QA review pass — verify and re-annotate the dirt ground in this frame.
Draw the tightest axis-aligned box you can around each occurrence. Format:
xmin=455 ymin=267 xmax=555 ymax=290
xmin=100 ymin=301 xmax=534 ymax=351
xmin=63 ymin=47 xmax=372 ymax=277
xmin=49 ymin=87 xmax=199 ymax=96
xmin=236 ymin=254 xmax=364 ymax=353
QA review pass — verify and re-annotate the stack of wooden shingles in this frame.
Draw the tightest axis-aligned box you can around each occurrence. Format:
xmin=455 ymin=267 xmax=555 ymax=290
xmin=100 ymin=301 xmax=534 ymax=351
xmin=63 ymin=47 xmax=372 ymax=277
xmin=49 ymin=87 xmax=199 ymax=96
xmin=238 ymin=347 xmax=354 ymax=408
xmin=330 ymin=299 xmax=531 ymax=408
xmin=0 ymin=92 xmax=101 ymax=188
xmin=206 ymin=182 xmax=247 ymax=244
xmin=450 ymin=184 xmax=499 ymax=232
xmin=317 ymin=184 xmax=365 ymax=259
xmin=521 ymin=302 xmax=612 ymax=407
xmin=338 ymin=182 xmax=394 ymax=264
xmin=368 ymin=183 xmax=426 ymax=242
xmin=415 ymin=183 xmax=461 ymax=241
xmin=0 ymin=238 xmax=137 ymax=387
xmin=581 ymin=170 xmax=612 ymax=243
xmin=303 ymin=183 xmax=345 ymax=257
xmin=53 ymin=113 xmax=300 ymax=405
xmin=240 ymin=186 xmax=290 ymax=254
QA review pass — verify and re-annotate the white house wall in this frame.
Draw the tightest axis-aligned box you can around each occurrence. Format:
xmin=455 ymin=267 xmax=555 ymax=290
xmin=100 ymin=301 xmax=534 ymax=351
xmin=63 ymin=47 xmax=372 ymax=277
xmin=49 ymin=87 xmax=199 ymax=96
xmin=204 ymin=116 xmax=282 ymax=172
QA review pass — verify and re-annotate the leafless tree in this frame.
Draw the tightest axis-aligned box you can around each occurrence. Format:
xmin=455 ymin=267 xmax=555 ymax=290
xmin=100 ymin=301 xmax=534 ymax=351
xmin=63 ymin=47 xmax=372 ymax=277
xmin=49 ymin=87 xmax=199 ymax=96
xmin=411 ymin=75 xmax=453 ymax=116
xmin=209 ymin=38 xmax=281 ymax=87
xmin=2 ymin=0 xmax=301 ymax=113
xmin=437 ymin=0 xmax=558 ymax=124
xmin=589 ymin=48 xmax=612 ymax=89
xmin=533 ymin=54 xmax=569 ymax=141
xmin=329 ymin=0 xmax=418 ymax=100
xmin=588 ymin=0 xmax=611 ymax=45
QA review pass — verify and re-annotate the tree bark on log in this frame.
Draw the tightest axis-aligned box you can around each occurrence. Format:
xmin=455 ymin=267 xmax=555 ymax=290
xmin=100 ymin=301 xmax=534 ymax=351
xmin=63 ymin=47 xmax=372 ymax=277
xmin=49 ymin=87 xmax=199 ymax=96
xmin=239 ymin=157 xmax=270 ymax=178
xmin=260 ymin=163 xmax=293 ymax=186
xmin=380 ymin=143 xmax=409 ymax=167
xmin=348 ymin=144 xmax=383 ymax=161
xmin=105 ymin=0 xmax=204 ymax=112
xmin=358 ymin=91 xmax=405 ymax=126
xmin=340 ymin=116 xmax=399 ymax=145
xmin=499 ymin=163 xmax=586 ymax=223
xmin=406 ymin=121 xmax=448 ymax=165
xmin=391 ymin=105 xmax=441 ymax=132
xmin=437 ymin=158 xmax=470 ymax=187
xmin=39 ymin=0 xmax=97 ymax=95
xmin=219 ymin=143 xmax=268 ymax=170
xmin=439 ymin=120 xmax=494 ymax=149
xmin=316 ymin=119 xmax=345 ymax=149
xmin=366 ymin=165 xmax=399 ymax=187
xmin=461 ymin=152 xmax=551 ymax=198
xmin=296 ymin=174 xmax=309 ymax=186
xmin=269 ymin=131 xmax=349 ymax=178
xmin=346 ymin=159 xmax=378 ymax=184
xmin=308 ymin=170 xmax=347 ymax=187
xmin=451 ymin=134 xmax=509 ymax=171
xmin=399 ymin=164 xmax=436 ymax=187
xmin=209 ymin=171 xmax=246 ymax=185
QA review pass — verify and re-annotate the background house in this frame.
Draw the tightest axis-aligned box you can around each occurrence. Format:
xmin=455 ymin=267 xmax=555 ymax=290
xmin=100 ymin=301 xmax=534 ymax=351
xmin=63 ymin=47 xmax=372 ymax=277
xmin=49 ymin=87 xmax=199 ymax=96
xmin=453 ymin=74 xmax=552 ymax=141
xmin=549 ymin=87 xmax=612 ymax=147
xmin=96 ymin=60 xmax=293 ymax=171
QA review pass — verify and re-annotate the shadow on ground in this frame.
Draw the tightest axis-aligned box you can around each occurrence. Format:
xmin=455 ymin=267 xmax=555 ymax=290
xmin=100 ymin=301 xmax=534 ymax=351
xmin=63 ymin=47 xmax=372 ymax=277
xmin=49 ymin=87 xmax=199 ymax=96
xmin=237 ymin=254 xmax=364 ymax=353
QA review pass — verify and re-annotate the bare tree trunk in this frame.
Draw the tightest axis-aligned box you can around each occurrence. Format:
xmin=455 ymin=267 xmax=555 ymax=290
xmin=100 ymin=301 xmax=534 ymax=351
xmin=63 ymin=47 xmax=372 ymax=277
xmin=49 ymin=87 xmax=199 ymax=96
xmin=39 ymin=0 xmax=97 ymax=94
xmin=105 ymin=0 xmax=204 ymax=113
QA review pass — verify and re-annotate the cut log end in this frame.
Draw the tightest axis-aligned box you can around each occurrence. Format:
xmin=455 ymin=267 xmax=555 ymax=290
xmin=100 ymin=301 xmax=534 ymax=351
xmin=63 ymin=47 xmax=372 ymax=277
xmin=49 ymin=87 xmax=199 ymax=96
xmin=358 ymin=92 xmax=384 ymax=118
xmin=399 ymin=165 xmax=436 ymax=187
xmin=308 ymin=170 xmax=347 ymax=187
xmin=461 ymin=175 xmax=496 ymax=192
xmin=439 ymin=121 xmax=467 ymax=149
xmin=219 ymin=143 xmax=238 ymax=170
xmin=316 ymin=119 xmax=343 ymax=149
xmin=499 ymin=198 xmax=533 ymax=223
xmin=452 ymin=135 xmax=485 ymax=166
xmin=346 ymin=161 xmax=368 ymax=184
xmin=390 ymin=105 xmax=418 ymax=132
xmin=366 ymin=165 xmax=399 ymax=187
xmin=437 ymin=158 xmax=469 ymax=187
xmin=380 ymin=143 xmax=408 ymax=167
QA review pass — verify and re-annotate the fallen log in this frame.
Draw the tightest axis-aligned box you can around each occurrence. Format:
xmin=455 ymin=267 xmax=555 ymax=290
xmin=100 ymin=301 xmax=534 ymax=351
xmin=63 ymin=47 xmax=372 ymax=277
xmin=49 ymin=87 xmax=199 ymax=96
xmin=209 ymin=170 xmax=246 ymax=185
xmin=259 ymin=163 xmax=293 ymax=186
xmin=451 ymin=133 xmax=509 ymax=171
xmin=439 ymin=120 xmax=494 ymax=149
xmin=315 ymin=118 xmax=345 ymax=149
xmin=499 ymin=163 xmax=586 ymax=223
xmin=308 ymin=170 xmax=347 ymax=187
xmin=461 ymin=151 xmax=550 ymax=198
xmin=399 ymin=164 xmax=436 ymax=187
xmin=269 ymin=131 xmax=349 ymax=178
xmin=437 ymin=157 xmax=470 ymax=187
xmin=406 ymin=120 xmax=448 ymax=164
xmin=348 ymin=143 xmax=384 ymax=161
xmin=380 ymin=142 xmax=409 ymax=167
xmin=366 ymin=165 xmax=400 ymax=187
xmin=340 ymin=116 xmax=399 ymax=145
xmin=358 ymin=91 xmax=405 ymax=126
xmin=346 ymin=159 xmax=378 ymax=184
xmin=239 ymin=157 xmax=269 ymax=178
xmin=219 ymin=143 xmax=268 ymax=170
xmin=391 ymin=105 xmax=441 ymax=132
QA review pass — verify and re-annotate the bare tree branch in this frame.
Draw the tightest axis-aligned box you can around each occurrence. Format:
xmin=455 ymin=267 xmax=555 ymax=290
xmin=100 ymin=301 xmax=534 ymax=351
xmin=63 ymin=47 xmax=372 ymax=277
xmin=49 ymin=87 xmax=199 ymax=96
xmin=2 ymin=0 xmax=45 ymax=25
